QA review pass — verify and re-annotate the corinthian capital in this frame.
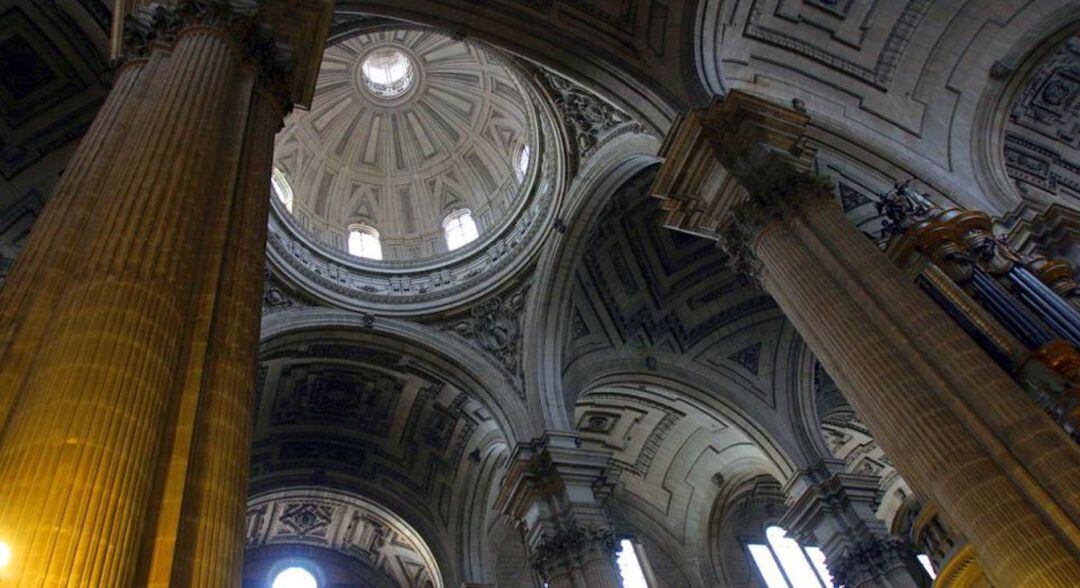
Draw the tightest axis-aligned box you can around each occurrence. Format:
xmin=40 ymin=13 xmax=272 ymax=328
xmin=112 ymin=0 xmax=331 ymax=109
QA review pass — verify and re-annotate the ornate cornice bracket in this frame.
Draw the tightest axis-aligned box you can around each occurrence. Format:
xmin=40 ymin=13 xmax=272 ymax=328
xmin=494 ymin=433 xmax=616 ymax=562
xmin=651 ymin=90 xmax=832 ymax=278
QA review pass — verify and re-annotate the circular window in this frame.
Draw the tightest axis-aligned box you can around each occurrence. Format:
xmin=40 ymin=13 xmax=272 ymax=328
xmin=361 ymin=49 xmax=414 ymax=98
xmin=271 ymin=566 xmax=318 ymax=588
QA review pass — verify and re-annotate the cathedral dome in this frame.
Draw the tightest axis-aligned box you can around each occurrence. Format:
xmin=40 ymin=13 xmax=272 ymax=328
xmin=265 ymin=27 xmax=561 ymax=316
xmin=272 ymin=29 xmax=535 ymax=262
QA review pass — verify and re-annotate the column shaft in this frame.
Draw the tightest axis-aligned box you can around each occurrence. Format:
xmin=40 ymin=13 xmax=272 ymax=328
xmin=0 ymin=57 xmax=157 ymax=426
xmin=756 ymin=199 xmax=1080 ymax=585
xmin=580 ymin=556 xmax=622 ymax=588
xmin=0 ymin=23 xmax=284 ymax=586
xmin=169 ymin=84 xmax=280 ymax=586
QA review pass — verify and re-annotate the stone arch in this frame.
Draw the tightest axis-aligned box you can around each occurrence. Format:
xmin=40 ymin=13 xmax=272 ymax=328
xmin=245 ymin=487 xmax=444 ymax=588
xmin=569 ymin=373 xmax=792 ymax=587
xmin=331 ymin=1 xmax=706 ymax=132
xmin=971 ymin=5 xmax=1080 ymax=216
xmin=705 ymin=473 xmax=789 ymax=588
xmin=522 ymin=132 xmax=662 ymax=430
xmin=255 ymin=310 xmax=536 ymax=585
xmin=261 ymin=308 xmax=534 ymax=442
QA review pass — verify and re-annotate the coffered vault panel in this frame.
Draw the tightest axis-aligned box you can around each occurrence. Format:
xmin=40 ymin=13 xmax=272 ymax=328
xmin=251 ymin=339 xmax=501 ymax=527
xmin=274 ymin=27 xmax=533 ymax=261
xmin=246 ymin=488 xmax=443 ymax=588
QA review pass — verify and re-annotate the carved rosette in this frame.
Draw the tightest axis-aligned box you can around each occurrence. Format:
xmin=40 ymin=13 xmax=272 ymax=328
xmin=121 ymin=0 xmax=295 ymax=112
xmin=529 ymin=521 xmax=618 ymax=581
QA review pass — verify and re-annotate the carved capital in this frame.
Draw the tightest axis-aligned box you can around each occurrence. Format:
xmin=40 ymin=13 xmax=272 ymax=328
xmin=121 ymin=1 xmax=295 ymax=110
xmin=718 ymin=159 xmax=835 ymax=276
xmin=829 ymin=534 xmax=916 ymax=587
xmin=116 ymin=0 xmax=330 ymax=109
xmin=782 ymin=460 xmax=924 ymax=587
xmin=529 ymin=521 xmax=618 ymax=580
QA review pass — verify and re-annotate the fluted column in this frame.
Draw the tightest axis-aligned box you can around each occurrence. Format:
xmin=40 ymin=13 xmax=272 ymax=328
xmin=782 ymin=460 xmax=927 ymax=588
xmin=652 ymin=92 xmax=1080 ymax=586
xmin=0 ymin=55 xmax=160 ymax=428
xmin=0 ymin=2 xmax=329 ymax=585
xmin=758 ymin=193 xmax=1080 ymax=581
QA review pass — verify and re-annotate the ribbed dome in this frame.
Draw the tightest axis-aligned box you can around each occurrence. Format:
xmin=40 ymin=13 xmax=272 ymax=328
xmin=272 ymin=29 xmax=533 ymax=261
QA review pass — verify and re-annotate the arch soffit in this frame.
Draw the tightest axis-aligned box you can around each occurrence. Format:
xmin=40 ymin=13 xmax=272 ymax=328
xmin=330 ymin=0 xmax=709 ymax=133
xmin=970 ymin=6 xmax=1080 ymax=220
xmin=520 ymin=133 xmax=662 ymax=430
xmin=260 ymin=308 xmax=536 ymax=443
xmin=693 ymin=0 xmax=1080 ymax=217
xmin=576 ymin=372 xmax=790 ymax=587
xmin=247 ymin=486 xmax=446 ymax=588
xmin=570 ymin=363 xmax=798 ymax=480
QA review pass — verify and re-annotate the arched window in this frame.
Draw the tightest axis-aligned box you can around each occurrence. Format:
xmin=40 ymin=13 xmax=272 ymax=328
xmin=917 ymin=554 xmax=937 ymax=579
xmin=616 ymin=538 xmax=651 ymax=588
xmin=271 ymin=167 xmax=293 ymax=212
xmin=746 ymin=526 xmax=833 ymax=588
xmin=516 ymin=144 xmax=531 ymax=180
xmin=347 ymin=225 xmax=383 ymax=260
xmin=443 ymin=209 xmax=478 ymax=251
xmin=272 ymin=566 xmax=318 ymax=588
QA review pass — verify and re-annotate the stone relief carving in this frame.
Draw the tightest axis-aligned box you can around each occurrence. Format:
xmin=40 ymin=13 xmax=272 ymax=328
xmin=278 ymin=502 xmax=334 ymax=538
xmin=536 ymin=68 xmax=638 ymax=162
xmin=441 ymin=283 xmax=529 ymax=388
xmin=262 ymin=270 xmax=320 ymax=315
xmin=246 ymin=491 xmax=441 ymax=588
xmin=1006 ymin=35 xmax=1080 ymax=201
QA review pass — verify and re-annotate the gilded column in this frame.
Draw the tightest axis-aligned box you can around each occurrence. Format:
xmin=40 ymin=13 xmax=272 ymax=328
xmin=0 ymin=1 xmax=330 ymax=586
xmin=652 ymin=92 xmax=1080 ymax=586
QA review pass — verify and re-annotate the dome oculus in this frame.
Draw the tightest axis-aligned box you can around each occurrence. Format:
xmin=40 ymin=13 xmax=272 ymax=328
xmin=361 ymin=48 xmax=414 ymax=97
